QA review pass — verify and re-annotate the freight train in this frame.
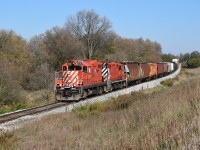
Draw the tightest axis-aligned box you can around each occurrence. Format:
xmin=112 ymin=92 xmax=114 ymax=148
xmin=55 ymin=60 xmax=178 ymax=101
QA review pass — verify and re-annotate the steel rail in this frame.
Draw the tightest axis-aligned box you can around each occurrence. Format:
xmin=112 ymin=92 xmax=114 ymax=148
xmin=0 ymin=102 xmax=68 ymax=124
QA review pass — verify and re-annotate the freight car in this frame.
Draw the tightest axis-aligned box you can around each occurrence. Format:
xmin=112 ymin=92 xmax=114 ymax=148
xmin=55 ymin=60 xmax=178 ymax=101
xmin=122 ymin=62 xmax=143 ymax=84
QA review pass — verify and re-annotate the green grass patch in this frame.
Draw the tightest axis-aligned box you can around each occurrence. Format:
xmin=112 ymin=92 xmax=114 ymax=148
xmin=161 ymin=79 xmax=174 ymax=87
xmin=0 ymin=102 xmax=27 ymax=114
xmin=161 ymin=77 xmax=178 ymax=87
xmin=73 ymin=92 xmax=146 ymax=118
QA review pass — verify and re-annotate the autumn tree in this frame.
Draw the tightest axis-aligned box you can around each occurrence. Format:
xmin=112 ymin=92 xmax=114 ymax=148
xmin=106 ymin=37 xmax=162 ymax=62
xmin=66 ymin=10 xmax=116 ymax=59
xmin=0 ymin=30 xmax=31 ymax=95
xmin=28 ymin=35 xmax=49 ymax=68
xmin=0 ymin=52 xmax=24 ymax=106
xmin=43 ymin=27 xmax=84 ymax=69
xmin=0 ymin=30 xmax=31 ymax=69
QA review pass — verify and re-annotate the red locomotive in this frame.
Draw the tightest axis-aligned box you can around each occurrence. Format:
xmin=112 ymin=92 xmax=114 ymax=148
xmin=55 ymin=60 xmax=127 ymax=101
xmin=55 ymin=60 xmax=178 ymax=101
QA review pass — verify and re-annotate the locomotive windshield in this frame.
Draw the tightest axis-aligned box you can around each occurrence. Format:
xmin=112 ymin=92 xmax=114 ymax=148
xmin=68 ymin=65 xmax=82 ymax=71
xmin=67 ymin=61 xmax=82 ymax=71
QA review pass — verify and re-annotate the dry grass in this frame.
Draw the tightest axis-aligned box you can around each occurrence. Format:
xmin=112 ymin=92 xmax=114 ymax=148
xmin=0 ymin=90 xmax=55 ymax=114
xmin=24 ymin=89 xmax=55 ymax=107
xmin=2 ymin=68 xmax=200 ymax=149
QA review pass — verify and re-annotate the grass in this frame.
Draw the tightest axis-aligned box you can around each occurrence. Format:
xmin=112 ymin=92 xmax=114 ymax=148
xmin=1 ymin=68 xmax=200 ymax=149
xmin=73 ymin=92 xmax=147 ymax=118
xmin=161 ymin=78 xmax=175 ymax=87
xmin=24 ymin=89 xmax=55 ymax=107
xmin=0 ymin=132 xmax=17 ymax=150
xmin=0 ymin=102 xmax=27 ymax=115
xmin=0 ymin=89 xmax=55 ymax=115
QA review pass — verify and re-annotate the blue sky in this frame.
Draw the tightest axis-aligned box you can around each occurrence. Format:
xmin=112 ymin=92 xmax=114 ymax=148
xmin=0 ymin=0 xmax=200 ymax=55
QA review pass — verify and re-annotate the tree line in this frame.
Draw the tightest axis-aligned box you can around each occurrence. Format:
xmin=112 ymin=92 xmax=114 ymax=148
xmin=0 ymin=10 xmax=162 ymax=107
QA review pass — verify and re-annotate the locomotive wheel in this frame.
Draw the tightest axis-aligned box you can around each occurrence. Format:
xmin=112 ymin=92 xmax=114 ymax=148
xmin=110 ymin=86 xmax=113 ymax=92
xmin=99 ymin=87 xmax=103 ymax=95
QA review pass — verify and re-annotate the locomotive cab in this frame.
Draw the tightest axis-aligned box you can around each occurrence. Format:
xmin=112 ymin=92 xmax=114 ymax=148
xmin=55 ymin=60 xmax=83 ymax=101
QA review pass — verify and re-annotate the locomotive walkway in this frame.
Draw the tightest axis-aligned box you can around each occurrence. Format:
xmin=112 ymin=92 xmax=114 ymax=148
xmin=0 ymin=64 xmax=181 ymax=132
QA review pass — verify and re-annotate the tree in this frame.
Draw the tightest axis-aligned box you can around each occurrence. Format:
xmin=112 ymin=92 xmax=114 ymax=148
xmin=106 ymin=37 xmax=162 ymax=62
xmin=43 ymin=27 xmax=84 ymax=69
xmin=0 ymin=30 xmax=31 ymax=68
xmin=182 ymin=53 xmax=191 ymax=62
xmin=0 ymin=30 xmax=33 ymax=90
xmin=161 ymin=53 xmax=176 ymax=62
xmin=66 ymin=10 xmax=115 ymax=59
xmin=0 ymin=58 xmax=23 ymax=105
xmin=187 ymin=58 xmax=200 ymax=68
xmin=28 ymin=35 xmax=49 ymax=68
xmin=190 ymin=51 xmax=199 ymax=59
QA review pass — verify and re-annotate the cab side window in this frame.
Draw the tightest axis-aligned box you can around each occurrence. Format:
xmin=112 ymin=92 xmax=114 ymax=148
xmin=83 ymin=66 xmax=87 ymax=72
xmin=63 ymin=66 xmax=67 ymax=71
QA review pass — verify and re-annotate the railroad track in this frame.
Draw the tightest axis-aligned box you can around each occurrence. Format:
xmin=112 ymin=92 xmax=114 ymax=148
xmin=0 ymin=102 xmax=68 ymax=124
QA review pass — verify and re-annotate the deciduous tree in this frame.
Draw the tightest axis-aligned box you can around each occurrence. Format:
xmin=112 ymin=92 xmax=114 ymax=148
xmin=66 ymin=10 xmax=116 ymax=59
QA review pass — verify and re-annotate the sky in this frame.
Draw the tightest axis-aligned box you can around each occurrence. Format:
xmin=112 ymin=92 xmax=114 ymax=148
xmin=0 ymin=0 xmax=200 ymax=55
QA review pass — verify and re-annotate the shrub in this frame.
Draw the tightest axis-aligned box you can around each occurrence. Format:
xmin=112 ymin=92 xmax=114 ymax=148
xmin=187 ymin=58 xmax=200 ymax=68
xmin=161 ymin=79 xmax=174 ymax=87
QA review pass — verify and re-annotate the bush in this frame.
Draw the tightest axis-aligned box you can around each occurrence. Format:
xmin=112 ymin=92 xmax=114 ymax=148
xmin=187 ymin=58 xmax=200 ymax=68
xmin=161 ymin=79 xmax=174 ymax=87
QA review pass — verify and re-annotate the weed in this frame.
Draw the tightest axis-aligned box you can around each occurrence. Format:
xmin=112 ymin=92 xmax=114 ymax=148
xmin=161 ymin=79 xmax=174 ymax=87
xmin=0 ymin=132 xmax=17 ymax=150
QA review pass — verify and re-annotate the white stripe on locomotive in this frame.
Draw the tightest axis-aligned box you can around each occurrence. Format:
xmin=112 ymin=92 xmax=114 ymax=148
xmin=102 ymin=63 xmax=108 ymax=81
